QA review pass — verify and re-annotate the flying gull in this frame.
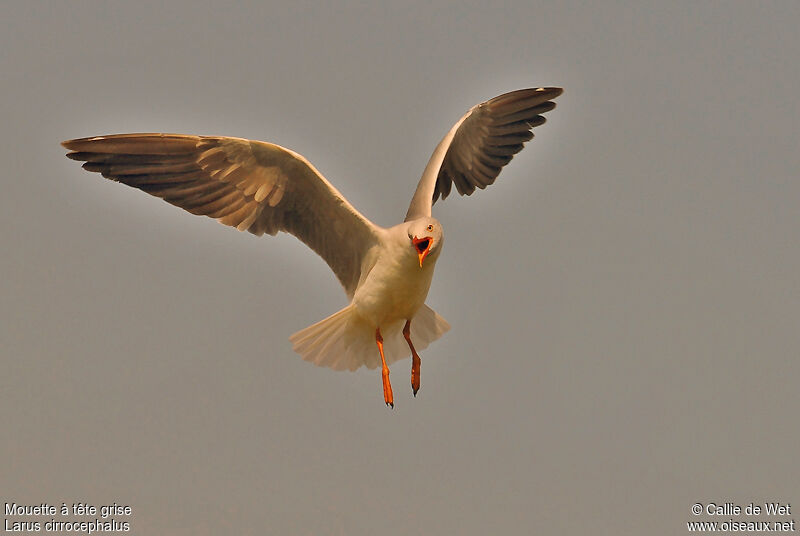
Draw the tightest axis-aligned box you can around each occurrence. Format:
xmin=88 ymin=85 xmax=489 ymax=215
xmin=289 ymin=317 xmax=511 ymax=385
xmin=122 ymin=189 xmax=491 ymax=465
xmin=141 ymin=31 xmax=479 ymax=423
xmin=62 ymin=87 xmax=563 ymax=407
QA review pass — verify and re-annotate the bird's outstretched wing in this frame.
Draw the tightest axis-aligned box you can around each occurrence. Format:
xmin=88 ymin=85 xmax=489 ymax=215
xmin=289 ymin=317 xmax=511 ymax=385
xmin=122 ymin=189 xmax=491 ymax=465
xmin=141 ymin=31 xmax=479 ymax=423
xmin=63 ymin=134 xmax=379 ymax=296
xmin=405 ymin=87 xmax=562 ymax=221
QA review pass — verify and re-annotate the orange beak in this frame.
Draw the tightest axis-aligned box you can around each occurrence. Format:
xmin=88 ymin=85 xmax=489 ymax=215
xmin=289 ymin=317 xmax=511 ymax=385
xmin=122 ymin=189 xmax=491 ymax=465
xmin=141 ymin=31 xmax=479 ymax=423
xmin=412 ymin=236 xmax=433 ymax=268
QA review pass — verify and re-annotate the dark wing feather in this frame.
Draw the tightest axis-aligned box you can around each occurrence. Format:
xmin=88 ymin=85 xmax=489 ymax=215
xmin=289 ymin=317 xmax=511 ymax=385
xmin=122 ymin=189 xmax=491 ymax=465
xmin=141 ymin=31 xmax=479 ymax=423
xmin=405 ymin=87 xmax=562 ymax=221
xmin=63 ymin=134 xmax=379 ymax=296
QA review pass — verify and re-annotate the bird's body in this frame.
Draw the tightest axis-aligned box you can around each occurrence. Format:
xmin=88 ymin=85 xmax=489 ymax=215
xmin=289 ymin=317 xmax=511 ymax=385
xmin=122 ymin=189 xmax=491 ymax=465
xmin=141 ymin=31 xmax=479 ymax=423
xmin=291 ymin=218 xmax=448 ymax=375
xmin=62 ymin=87 xmax=562 ymax=406
xmin=353 ymin=221 xmax=441 ymax=326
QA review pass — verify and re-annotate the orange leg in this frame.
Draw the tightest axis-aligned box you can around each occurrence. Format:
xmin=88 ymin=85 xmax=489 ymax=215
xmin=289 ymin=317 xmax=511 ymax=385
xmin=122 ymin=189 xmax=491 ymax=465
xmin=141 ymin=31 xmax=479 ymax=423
xmin=375 ymin=327 xmax=394 ymax=408
xmin=403 ymin=320 xmax=421 ymax=396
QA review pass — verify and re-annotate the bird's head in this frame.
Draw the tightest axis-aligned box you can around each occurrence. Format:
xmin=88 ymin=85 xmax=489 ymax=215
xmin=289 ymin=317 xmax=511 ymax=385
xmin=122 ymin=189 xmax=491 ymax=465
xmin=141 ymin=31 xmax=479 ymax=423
xmin=407 ymin=217 xmax=443 ymax=268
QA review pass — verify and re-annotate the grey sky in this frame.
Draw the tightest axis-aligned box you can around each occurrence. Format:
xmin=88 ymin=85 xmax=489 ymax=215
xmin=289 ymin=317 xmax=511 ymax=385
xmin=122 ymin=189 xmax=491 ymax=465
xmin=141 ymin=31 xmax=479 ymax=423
xmin=2 ymin=1 xmax=799 ymax=534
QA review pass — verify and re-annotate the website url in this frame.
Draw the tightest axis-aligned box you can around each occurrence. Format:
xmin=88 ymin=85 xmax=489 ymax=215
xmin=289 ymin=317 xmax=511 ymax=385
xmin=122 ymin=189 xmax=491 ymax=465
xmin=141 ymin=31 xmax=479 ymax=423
xmin=687 ymin=519 xmax=796 ymax=532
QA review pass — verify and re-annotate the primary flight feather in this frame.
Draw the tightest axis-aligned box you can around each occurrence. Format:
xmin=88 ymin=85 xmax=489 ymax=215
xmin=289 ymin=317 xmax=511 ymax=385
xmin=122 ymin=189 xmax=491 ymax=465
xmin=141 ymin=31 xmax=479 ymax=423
xmin=62 ymin=86 xmax=562 ymax=407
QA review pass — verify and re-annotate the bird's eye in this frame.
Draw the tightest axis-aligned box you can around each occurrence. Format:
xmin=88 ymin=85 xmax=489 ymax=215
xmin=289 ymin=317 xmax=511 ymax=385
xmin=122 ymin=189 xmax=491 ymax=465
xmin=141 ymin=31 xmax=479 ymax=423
xmin=426 ymin=224 xmax=434 ymax=232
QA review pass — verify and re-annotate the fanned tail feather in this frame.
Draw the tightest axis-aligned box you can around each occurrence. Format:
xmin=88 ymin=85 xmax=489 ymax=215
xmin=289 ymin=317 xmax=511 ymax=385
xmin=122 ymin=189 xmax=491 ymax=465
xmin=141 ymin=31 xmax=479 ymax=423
xmin=289 ymin=304 xmax=451 ymax=371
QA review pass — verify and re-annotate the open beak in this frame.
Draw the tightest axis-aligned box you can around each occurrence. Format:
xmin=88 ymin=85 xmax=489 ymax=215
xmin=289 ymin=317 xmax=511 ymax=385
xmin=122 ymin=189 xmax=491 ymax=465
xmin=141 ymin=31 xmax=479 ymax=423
xmin=412 ymin=236 xmax=433 ymax=268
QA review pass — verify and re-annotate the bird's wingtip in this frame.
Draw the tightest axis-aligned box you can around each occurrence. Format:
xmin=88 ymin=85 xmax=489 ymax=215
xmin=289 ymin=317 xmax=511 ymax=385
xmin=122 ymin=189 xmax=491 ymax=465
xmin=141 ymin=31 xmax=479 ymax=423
xmin=61 ymin=137 xmax=94 ymax=151
xmin=535 ymin=86 xmax=564 ymax=97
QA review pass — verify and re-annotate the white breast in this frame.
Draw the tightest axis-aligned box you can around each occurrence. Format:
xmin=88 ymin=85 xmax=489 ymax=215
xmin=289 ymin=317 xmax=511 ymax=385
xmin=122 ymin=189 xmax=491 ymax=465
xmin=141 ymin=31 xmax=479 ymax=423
xmin=351 ymin=238 xmax=436 ymax=327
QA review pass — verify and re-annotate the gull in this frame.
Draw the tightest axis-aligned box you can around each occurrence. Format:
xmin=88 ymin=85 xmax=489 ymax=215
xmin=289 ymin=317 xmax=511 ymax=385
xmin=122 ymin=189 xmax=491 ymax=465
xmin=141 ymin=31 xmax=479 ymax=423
xmin=62 ymin=87 xmax=562 ymax=407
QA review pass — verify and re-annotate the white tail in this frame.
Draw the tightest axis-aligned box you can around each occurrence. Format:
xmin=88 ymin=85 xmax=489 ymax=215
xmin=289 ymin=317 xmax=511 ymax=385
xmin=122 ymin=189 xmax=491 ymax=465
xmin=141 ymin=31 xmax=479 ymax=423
xmin=289 ymin=304 xmax=450 ymax=371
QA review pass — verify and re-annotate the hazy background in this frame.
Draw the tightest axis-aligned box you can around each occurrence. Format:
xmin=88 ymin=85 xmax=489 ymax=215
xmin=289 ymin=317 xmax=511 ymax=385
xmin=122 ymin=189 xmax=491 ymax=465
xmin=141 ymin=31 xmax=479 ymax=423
xmin=2 ymin=1 xmax=798 ymax=534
